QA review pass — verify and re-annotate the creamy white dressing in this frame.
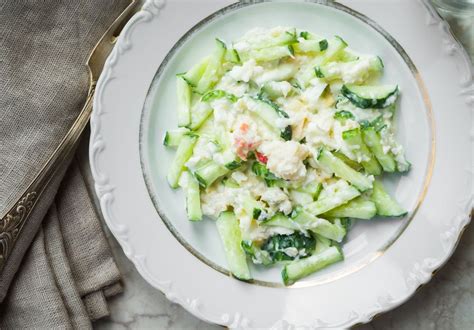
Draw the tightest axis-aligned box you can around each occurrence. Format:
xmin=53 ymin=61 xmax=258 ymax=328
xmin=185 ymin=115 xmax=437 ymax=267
xmin=175 ymin=27 xmax=406 ymax=266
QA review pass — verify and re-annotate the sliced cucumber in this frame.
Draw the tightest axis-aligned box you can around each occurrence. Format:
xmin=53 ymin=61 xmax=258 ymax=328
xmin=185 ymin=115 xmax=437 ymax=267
xmin=318 ymin=149 xmax=373 ymax=191
xmin=242 ymin=194 xmax=266 ymax=221
xmin=298 ymin=182 xmax=322 ymax=200
xmin=167 ymin=135 xmax=198 ymax=188
xmin=299 ymin=31 xmax=321 ymax=40
xmin=216 ymin=211 xmax=252 ymax=280
xmin=305 ymin=182 xmax=360 ymax=216
xmin=315 ymin=56 xmax=383 ymax=82
xmin=293 ymin=211 xmax=346 ymax=242
xmin=293 ymin=38 xmax=328 ymax=54
xmin=342 ymin=84 xmax=399 ymax=109
xmin=196 ymin=39 xmax=226 ymax=94
xmin=320 ymin=36 xmax=348 ymax=64
xmin=362 ymin=127 xmax=396 ymax=173
xmin=244 ymin=28 xmax=297 ymax=49
xmin=282 ymin=246 xmax=343 ymax=285
xmin=323 ymin=197 xmax=377 ymax=220
xmin=262 ymin=212 xmax=346 ymax=242
xmin=241 ymin=240 xmax=272 ymax=266
xmin=176 ymin=76 xmax=192 ymax=127
xmin=246 ymin=97 xmax=292 ymax=140
xmin=342 ymin=128 xmax=382 ymax=176
xmin=336 ymin=49 xmax=361 ymax=62
xmin=334 ymin=110 xmax=355 ymax=121
xmin=371 ymin=181 xmax=407 ymax=217
xmin=289 ymin=189 xmax=314 ymax=206
xmin=333 ymin=151 xmax=364 ymax=172
xmin=193 ymin=160 xmax=229 ymax=188
xmin=182 ymin=57 xmax=210 ymax=87
xmin=225 ymin=47 xmax=241 ymax=64
xmin=261 ymin=81 xmax=295 ymax=100
xmin=181 ymin=172 xmax=202 ymax=221
xmin=243 ymin=45 xmax=294 ymax=62
xmin=313 ymin=234 xmax=332 ymax=254
xmin=201 ymin=90 xmax=237 ymax=103
xmin=222 ymin=176 xmax=239 ymax=188
xmin=189 ymin=102 xmax=213 ymax=131
xmin=163 ymin=128 xmax=190 ymax=148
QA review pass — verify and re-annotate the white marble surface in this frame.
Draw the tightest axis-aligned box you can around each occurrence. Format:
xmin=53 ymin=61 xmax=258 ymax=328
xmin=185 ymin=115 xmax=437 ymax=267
xmin=92 ymin=1 xmax=473 ymax=328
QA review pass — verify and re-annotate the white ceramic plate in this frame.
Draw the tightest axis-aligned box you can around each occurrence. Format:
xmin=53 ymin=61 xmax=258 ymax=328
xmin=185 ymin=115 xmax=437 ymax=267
xmin=90 ymin=0 xmax=473 ymax=328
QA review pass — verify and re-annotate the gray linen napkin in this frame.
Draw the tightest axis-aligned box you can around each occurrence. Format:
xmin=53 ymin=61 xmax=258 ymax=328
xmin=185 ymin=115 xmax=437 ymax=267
xmin=0 ymin=0 xmax=130 ymax=327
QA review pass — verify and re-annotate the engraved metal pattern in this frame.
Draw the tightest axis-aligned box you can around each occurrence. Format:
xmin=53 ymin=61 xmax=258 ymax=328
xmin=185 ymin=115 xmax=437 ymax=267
xmin=0 ymin=192 xmax=37 ymax=270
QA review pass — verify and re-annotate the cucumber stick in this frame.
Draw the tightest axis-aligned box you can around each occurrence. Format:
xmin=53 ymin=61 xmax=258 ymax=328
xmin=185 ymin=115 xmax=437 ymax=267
xmin=315 ymin=56 xmax=383 ymax=82
xmin=183 ymin=57 xmax=210 ymax=87
xmin=294 ymin=36 xmax=347 ymax=87
xmin=196 ymin=39 xmax=226 ymax=94
xmin=243 ymin=45 xmax=294 ymax=62
xmin=333 ymin=151 xmax=364 ymax=172
xmin=371 ymin=181 xmax=407 ymax=217
xmin=216 ymin=211 xmax=251 ymax=280
xmin=289 ymin=189 xmax=314 ymax=206
xmin=318 ymin=149 xmax=373 ymax=191
xmin=298 ymin=183 xmax=322 ymax=200
xmin=246 ymin=97 xmax=292 ymax=140
xmin=163 ymin=128 xmax=190 ymax=148
xmin=313 ymin=235 xmax=332 ymax=254
xmin=342 ymin=84 xmax=399 ymax=109
xmin=342 ymin=128 xmax=382 ymax=175
xmin=305 ymin=182 xmax=360 ymax=216
xmin=167 ymin=135 xmax=198 ymax=188
xmin=242 ymin=194 xmax=266 ymax=221
xmin=262 ymin=212 xmax=346 ymax=242
xmin=189 ymin=102 xmax=213 ymax=131
xmin=323 ymin=197 xmax=377 ymax=220
xmin=225 ymin=48 xmax=241 ymax=64
xmin=362 ymin=127 xmax=396 ymax=173
xmin=320 ymin=36 xmax=348 ymax=64
xmin=282 ymin=246 xmax=343 ymax=285
xmin=176 ymin=76 xmax=192 ymax=127
xmin=293 ymin=38 xmax=328 ymax=54
xmin=246 ymin=28 xmax=297 ymax=49
xmin=293 ymin=211 xmax=346 ymax=242
xmin=194 ymin=160 xmax=229 ymax=188
xmin=181 ymin=172 xmax=202 ymax=221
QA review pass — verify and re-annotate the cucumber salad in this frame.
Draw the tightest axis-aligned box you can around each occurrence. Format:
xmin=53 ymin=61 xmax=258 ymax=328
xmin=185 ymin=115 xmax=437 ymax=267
xmin=164 ymin=27 xmax=410 ymax=285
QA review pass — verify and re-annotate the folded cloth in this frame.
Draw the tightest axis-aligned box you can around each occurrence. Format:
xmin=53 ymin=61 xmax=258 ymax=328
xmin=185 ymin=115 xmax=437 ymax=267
xmin=0 ymin=0 xmax=130 ymax=327
xmin=0 ymin=141 xmax=122 ymax=328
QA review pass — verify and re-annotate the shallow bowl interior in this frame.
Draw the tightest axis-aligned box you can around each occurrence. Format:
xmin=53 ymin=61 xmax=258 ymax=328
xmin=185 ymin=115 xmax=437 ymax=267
xmin=140 ymin=1 xmax=432 ymax=286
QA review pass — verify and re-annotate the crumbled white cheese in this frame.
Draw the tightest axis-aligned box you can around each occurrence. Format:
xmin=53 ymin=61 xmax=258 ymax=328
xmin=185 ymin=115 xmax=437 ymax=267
xmin=210 ymin=98 xmax=235 ymax=129
xmin=185 ymin=138 xmax=218 ymax=171
xmin=247 ymin=226 xmax=294 ymax=242
xmin=254 ymin=63 xmax=298 ymax=85
xmin=259 ymin=140 xmax=310 ymax=181
xmin=257 ymin=187 xmax=292 ymax=215
xmin=231 ymin=171 xmax=248 ymax=184
xmin=201 ymin=184 xmax=234 ymax=218
xmin=283 ymin=247 xmax=299 ymax=258
xmin=266 ymin=81 xmax=294 ymax=97
xmin=214 ymin=75 xmax=248 ymax=97
xmin=228 ymin=59 xmax=264 ymax=83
